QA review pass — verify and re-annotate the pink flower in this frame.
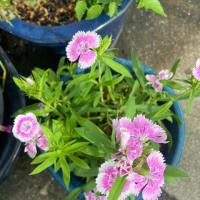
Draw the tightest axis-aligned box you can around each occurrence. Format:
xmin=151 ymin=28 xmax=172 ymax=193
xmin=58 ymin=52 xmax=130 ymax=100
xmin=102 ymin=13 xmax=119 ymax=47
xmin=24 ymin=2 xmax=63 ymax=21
xmin=96 ymin=160 xmax=118 ymax=194
xmin=24 ymin=142 xmax=37 ymax=159
xmin=159 ymin=70 xmax=173 ymax=80
xmin=132 ymin=115 xmax=167 ymax=143
xmin=84 ymin=191 xmax=106 ymax=200
xmin=35 ymin=129 xmax=49 ymax=151
xmin=13 ymin=113 xmax=39 ymax=142
xmin=117 ymin=157 xmax=132 ymax=176
xmin=146 ymin=74 xmax=162 ymax=91
xmin=126 ymin=138 xmax=143 ymax=162
xmin=127 ymin=151 xmax=166 ymax=200
xmin=192 ymin=58 xmax=200 ymax=81
xmin=66 ymin=31 xmax=100 ymax=69
xmin=0 ymin=125 xmax=13 ymax=134
xmin=112 ymin=117 xmax=132 ymax=140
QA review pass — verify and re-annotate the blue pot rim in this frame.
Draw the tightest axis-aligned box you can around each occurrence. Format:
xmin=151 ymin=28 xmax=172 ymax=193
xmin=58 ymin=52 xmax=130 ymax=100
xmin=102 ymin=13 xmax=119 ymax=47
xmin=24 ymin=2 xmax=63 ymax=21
xmin=47 ymin=57 xmax=186 ymax=199
xmin=0 ymin=0 xmax=133 ymax=44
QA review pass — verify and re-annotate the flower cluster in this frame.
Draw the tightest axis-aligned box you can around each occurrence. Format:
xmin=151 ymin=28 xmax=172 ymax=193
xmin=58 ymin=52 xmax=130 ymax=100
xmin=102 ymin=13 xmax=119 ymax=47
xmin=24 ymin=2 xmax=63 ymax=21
xmin=146 ymin=70 xmax=173 ymax=91
xmin=85 ymin=115 xmax=167 ymax=200
xmin=12 ymin=113 xmax=48 ymax=158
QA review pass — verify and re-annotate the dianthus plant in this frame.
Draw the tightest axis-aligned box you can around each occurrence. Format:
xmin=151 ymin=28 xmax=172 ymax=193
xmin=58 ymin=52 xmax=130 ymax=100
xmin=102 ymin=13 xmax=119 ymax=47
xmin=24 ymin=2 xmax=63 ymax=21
xmin=13 ymin=31 xmax=200 ymax=200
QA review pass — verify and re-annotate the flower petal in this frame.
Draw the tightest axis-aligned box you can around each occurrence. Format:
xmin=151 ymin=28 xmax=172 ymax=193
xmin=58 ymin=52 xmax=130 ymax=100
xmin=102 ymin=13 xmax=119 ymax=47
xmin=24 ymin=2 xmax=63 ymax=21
xmin=193 ymin=59 xmax=200 ymax=81
xmin=85 ymin=31 xmax=100 ymax=48
xmin=142 ymin=182 xmax=162 ymax=200
xmin=148 ymin=124 xmax=167 ymax=143
xmin=78 ymin=50 xmax=97 ymax=69
xmin=24 ymin=142 xmax=37 ymax=159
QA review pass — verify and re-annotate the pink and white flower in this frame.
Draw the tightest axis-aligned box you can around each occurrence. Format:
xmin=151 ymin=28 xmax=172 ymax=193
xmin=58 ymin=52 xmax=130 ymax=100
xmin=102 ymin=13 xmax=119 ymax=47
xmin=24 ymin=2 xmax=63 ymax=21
xmin=24 ymin=142 xmax=37 ymax=159
xmin=131 ymin=115 xmax=167 ymax=144
xmin=35 ymin=129 xmax=49 ymax=151
xmin=192 ymin=58 xmax=200 ymax=81
xmin=84 ymin=191 xmax=106 ymax=200
xmin=127 ymin=151 xmax=166 ymax=200
xmin=117 ymin=157 xmax=132 ymax=177
xmin=96 ymin=160 xmax=118 ymax=194
xmin=146 ymin=74 xmax=162 ymax=91
xmin=12 ymin=113 xmax=39 ymax=142
xmin=146 ymin=69 xmax=173 ymax=91
xmin=66 ymin=31 xmax=100 ymax=69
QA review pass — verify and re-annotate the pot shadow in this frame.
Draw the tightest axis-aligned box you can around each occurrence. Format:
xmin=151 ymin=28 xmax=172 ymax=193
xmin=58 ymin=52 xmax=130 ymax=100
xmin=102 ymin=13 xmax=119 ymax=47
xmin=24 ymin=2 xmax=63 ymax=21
xmin=160 ymin=190 xmax=178 ymax=200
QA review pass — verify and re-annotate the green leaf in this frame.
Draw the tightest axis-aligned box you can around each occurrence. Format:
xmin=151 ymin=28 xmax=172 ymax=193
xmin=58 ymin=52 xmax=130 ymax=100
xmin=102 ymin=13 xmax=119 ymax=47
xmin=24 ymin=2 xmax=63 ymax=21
xmin=137 ymin=0 xmax=167 ymax=17
xmin=30 ymin=157 xmax=56 ymax=175
xmin=152 ymin=101 xmax=173 ymax=120
xmin=60 ymin=156 xmax=70 ymax=187
xmin=160 ymin=80 xmax=185 ymax=90
xmin=79 ymin=145 xmax=104 ymax=157
xmin=86 ymin=4 xmax=103 ymax=20
xmin=188 ymin=89 xmax=195 ymax=113
xmin=75 ymin=1 xmax=87 ymax=21
xmin=107 ymin=2 xmax=117 ymax=17
xmin=63 ymin=142 xmax=89 ymax=154
xmin=99 ymin=35 xmax=112 ymax=55
xmin=107 ymin=176 xmax=127 ymax=200
xmin=73 ymin=167 xmax=98 ymax=177
xmin=131 ymin=49 xmax=146 ymax=88
xmin=65 ymin=187 xmax=82 ymax=200
xmin=31 ymin=152 xmax=57 ymax=165
xmin=68 ymin=154 xmax=90 ymax=169
xmin=39 ymin=69 xmax=50 ymax=98
xmin=125 ymin=96 xmax=136 ymax=119
xmin=170 ymin=59 xmax=180 ymax=78
xmin=164 ymin=165 xmax=190 ymax=178
xmin=102 ymin=57 xmax=132 ymax=78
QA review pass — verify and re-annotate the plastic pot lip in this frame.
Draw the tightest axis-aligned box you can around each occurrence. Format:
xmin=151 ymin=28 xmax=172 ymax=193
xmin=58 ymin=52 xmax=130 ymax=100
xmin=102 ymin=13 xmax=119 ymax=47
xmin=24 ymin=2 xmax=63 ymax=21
xmin=0 ymin=0 xmax=133 ymax=44
xmin=0 ymin=46 xmax=25 ymax=184
xmin=47 ymin=57 xmax=186 ymax=197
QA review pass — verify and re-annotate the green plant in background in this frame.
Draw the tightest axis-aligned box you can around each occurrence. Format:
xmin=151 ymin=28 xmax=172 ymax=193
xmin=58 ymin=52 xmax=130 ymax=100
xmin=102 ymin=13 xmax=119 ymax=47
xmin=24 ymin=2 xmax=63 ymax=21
xmin=75 ymin=0 xmax=166 ymax=21
xmin=11 ymin=31 xmax=200 ymax=200
xmin=0 ymin=0 xmax=16 ymax=23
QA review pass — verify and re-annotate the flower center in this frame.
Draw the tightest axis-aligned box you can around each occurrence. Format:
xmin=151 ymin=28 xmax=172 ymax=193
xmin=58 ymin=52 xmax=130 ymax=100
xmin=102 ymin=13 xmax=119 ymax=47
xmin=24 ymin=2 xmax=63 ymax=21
xmin=21 ymin=121 xmax=32 ymax=133
xmin=77 ymin=41 xmax=89 ymax=55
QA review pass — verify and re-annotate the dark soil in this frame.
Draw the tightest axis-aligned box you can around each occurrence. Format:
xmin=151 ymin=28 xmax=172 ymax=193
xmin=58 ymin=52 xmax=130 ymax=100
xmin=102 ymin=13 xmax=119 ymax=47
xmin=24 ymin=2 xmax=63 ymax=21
xmin=16 ymin=0 xmax=78 ymax=26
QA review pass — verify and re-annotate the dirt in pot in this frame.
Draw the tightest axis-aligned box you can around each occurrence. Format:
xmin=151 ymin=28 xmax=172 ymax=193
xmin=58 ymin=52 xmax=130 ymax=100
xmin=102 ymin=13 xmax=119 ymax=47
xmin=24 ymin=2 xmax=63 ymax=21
xmin=15 ymin=0 xmax=78 ymax=26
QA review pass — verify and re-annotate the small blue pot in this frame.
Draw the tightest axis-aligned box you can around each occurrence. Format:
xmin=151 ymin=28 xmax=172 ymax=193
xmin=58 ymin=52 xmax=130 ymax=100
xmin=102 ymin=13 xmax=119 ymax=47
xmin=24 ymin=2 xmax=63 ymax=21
xmin=0 ymin=0 xmax=133 ymax=55
xmin=48 ymin=58 xmax=186 ymax=199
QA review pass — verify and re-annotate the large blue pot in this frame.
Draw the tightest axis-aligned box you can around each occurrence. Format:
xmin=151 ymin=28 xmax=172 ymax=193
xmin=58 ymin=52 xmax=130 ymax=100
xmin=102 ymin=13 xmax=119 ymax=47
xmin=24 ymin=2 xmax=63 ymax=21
xmin=0 ymin=46 xmax=25 ymax=184
xmin=48 ymin=58 xmax=186 ymax=199
xmin=0 ymin=0 xmax=133 ymax=55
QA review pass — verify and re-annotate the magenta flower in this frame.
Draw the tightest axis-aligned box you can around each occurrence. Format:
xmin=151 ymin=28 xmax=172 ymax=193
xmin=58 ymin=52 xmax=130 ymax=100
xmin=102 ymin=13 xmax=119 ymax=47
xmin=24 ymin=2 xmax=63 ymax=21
xmin=131 ymin=115 xmax=167 ymax=143
xmin=159 ymin=70 xmax=173 ymax=80
xmin=126 ymin=138 xmax=143 ymax=162
xmin=84 ymin=191 xmax=106 ymax=200
xmin=96 ymin=160 xmax=118 ymax=194
xmin=66 ymin=31 xmax=100 ymax=69
xmin=127 ymin=151 xmax=166 ymax=200
xmin=24 ymin=142 xmax=37 ymax=159
xmin=112 ymin=117 xmax=132 ymax=140
xmin=35 ymin=129 xmax=49 ymax=151
xmin=13 ymin=113 xmax=39 ymax=142
xmin=192 ymin=58 xmax=200 ymax=81
xmin=116 ymin=157 xmax=132 ymax=177
xmin=146 ymin=74 xmax=162 ymax=92
xmin=0 ymin=125 xmax=12 ymax=134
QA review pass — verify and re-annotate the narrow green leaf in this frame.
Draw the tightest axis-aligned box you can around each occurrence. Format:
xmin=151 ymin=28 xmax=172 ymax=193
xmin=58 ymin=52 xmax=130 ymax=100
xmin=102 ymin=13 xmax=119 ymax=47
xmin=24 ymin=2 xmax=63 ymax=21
xmin=188 ymin=89 xmax=195 ymax=113
xmin=39 ymin=69 xmax=50 ymax=98
xmin=107 ymin=176 xmax=127 ymax=200
xmin=164 ymin=165 xmax=190 ymax=178
xmin=68 ymin=155 xmax=90 ymax=169
xmin=63 ymin=142 xmax=89 ymax=153
xmin=60 ymin=156 xmax=70 ymax=187
xmin=79 ymin=145 xmax=104 ymax=157
xmin=160 ymin=80 xmax=185 ymax=90
xmin=65 ymin=187 xmax=82 ymax=200
xmin=171 ymin=59 xmax=180 ymax=78
xmin=102 ymin=57 xmax=132 ymax=78
xmin=131 ymin=49 xmax=145 ymax=88
xmin=125 ymin=96 xmax=136 ymax=118
xmin=31 ymin=152 xmax=57 ymax=165
xmin=30 ymin=157 xmax=56 ymax=175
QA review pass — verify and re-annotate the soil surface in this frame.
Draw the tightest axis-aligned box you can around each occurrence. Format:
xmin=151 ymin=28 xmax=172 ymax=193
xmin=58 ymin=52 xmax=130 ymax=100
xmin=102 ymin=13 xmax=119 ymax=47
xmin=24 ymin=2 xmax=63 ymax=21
xmin=16 ymin=0 xmax=78 ymax=26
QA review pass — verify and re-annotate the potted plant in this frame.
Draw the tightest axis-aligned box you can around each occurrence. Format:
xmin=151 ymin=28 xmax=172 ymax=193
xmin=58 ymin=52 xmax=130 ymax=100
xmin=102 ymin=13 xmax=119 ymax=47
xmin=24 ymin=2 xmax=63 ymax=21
xmin=11 ymin=31 xmax=196 ymax=200
xmin=0 ymin=46 xmax=25 ymax=184
xmin=0 ymin=0 xmax=166 ymax=54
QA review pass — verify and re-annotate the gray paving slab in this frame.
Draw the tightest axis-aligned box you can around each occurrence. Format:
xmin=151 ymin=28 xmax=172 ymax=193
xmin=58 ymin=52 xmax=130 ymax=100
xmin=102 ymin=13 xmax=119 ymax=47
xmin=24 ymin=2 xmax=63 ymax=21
xmin=1 ymin=0 xmax=200 ymax=199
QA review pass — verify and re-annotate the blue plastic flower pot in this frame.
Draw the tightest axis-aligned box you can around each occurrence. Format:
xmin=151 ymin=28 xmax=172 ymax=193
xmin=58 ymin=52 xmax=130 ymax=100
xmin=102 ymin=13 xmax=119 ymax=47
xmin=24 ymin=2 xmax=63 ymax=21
xmin=0 ymin=0 xmax=133 ymax=55
xmin=47 ymin=58 xmax=186 ymax=199
xmin=0 ymin=46 xmax=25 ymax=184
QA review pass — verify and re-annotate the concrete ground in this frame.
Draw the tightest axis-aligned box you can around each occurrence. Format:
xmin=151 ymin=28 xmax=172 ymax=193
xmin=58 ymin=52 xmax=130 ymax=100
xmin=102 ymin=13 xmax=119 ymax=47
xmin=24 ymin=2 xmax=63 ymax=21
xmin=1 ymin=0 xmax=200 ymax=199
